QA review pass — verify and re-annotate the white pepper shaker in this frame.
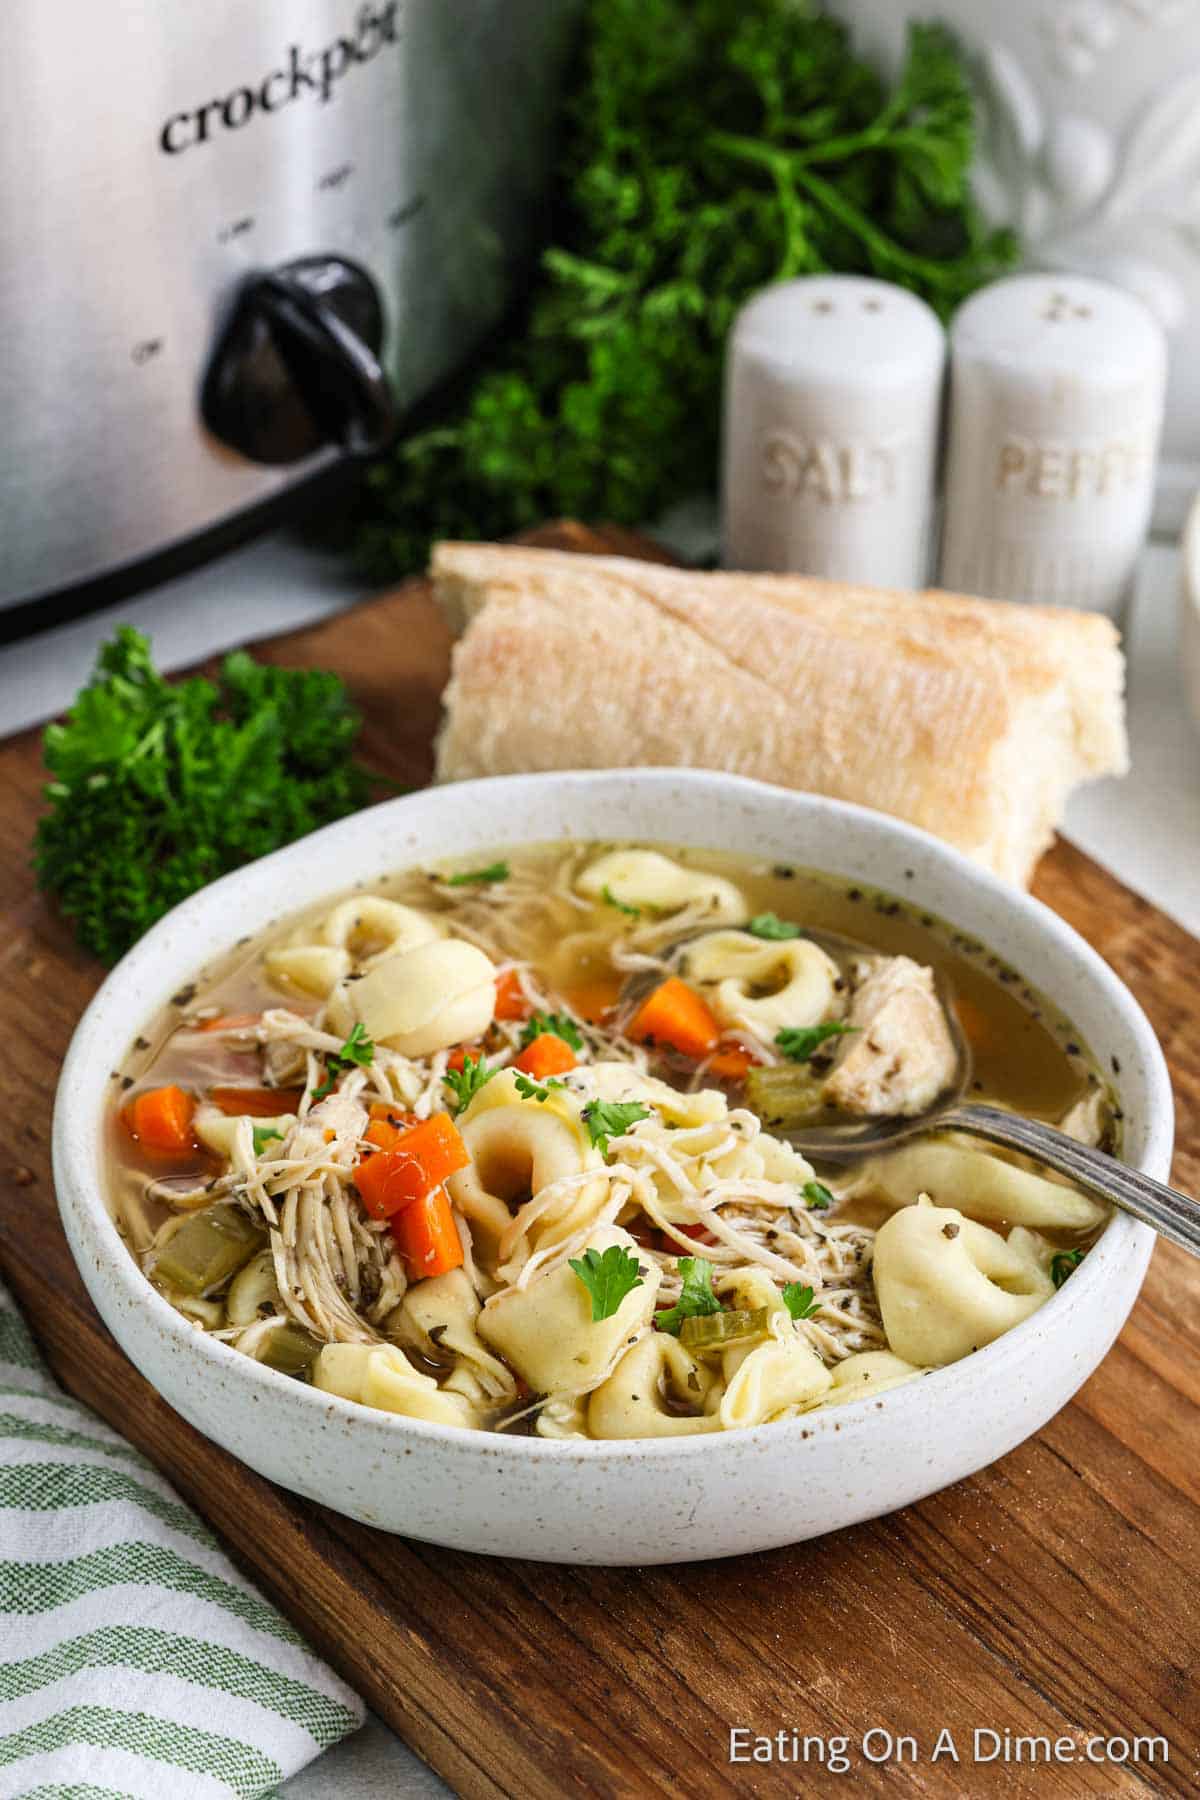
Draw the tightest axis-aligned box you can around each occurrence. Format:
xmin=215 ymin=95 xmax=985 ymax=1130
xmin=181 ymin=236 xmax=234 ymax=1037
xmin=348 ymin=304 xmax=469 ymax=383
xmin=721 ymin=275 xmax=945 ymax=587
xmin=939 ymin=273 xmax=1166 ymax=616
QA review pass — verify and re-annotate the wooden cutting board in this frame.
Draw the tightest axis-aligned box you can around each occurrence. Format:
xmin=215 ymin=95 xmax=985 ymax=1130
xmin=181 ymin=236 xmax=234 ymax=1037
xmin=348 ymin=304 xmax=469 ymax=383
xmin=1 ymin=522 xmax=1198 ymax=1798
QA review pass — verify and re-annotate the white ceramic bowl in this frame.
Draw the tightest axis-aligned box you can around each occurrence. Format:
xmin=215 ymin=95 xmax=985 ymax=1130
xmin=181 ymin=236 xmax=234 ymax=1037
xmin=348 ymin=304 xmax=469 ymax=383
xmin=53 ymin=773 xmax=1172 ymax=1565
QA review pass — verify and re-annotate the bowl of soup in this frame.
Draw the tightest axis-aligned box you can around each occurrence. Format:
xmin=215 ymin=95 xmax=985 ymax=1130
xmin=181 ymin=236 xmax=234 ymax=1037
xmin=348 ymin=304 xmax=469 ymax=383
xmin=52 ymin=771 xmax=1173 ymax=1563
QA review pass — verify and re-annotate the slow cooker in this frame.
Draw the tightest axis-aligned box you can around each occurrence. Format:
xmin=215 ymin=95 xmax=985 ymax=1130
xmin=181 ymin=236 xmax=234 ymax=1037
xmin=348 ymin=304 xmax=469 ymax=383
xmin=0 ymin=1 xmax=578 ymax=613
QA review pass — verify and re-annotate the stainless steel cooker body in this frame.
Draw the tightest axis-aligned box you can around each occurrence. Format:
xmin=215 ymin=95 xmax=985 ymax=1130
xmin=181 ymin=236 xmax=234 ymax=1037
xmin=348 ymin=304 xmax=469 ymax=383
xmin=0 ymin=1 xmax=576 ymax=607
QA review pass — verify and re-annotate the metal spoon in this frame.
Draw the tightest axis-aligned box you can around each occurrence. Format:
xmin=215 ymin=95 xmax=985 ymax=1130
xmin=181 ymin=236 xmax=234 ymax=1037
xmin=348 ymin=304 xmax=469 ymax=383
xmin=619 ymin=929 xmax=1200 ymax=1259
xmin=788 ymin=998 xmax=1200 ymax=1260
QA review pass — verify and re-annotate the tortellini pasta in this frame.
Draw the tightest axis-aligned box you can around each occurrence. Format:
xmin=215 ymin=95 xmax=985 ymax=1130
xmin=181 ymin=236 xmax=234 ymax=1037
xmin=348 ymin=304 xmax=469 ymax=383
xmin=718 ymin=1335 xmax=833 ymax=1427
xmin=586 ymin=1331 xmax=722 ymax=1438
xmin=350 ymin=937 xmax=496 ymax=1057
xmin=314 ymin=1341 xmax=477 ymax=1427
xmin=194 ymin=1105 xmax=296 ymax=1167
xmin=861 ymin=1139 xmax=1107 ymax=1233
xmin=567 ymin=1061 xmax=727 ymax=1129
xmin=478 ymin=1225 xmax=659 ymax=1397
xmin=265 ymin=895 xmax=445 ymax=997
xmin=683 ymin=930 xmax=840 ymax=1039
xmin=817 ymin=1351 xmax=922 ymax=1409
xmin=392 ymin=1268 xmax=517 ymax=1407
xmin=871 ymin=1196 xmax=1053 ymax=1366
xmin=576 ymin=849 xmax=748 ymax=925
xmin=447 ymin=1070 xmax=607 ymax=1266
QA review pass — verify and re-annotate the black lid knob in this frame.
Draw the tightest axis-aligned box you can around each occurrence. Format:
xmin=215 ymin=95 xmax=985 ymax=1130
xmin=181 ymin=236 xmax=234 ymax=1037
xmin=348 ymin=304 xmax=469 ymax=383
xmin=202 ymin=255 xmax=396 ymax=465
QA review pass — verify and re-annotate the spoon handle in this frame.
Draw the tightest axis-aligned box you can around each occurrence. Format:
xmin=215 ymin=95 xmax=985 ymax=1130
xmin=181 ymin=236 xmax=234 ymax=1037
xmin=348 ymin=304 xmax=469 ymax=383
xmin=943 ymin=1103 xmax=1200 ymax=1260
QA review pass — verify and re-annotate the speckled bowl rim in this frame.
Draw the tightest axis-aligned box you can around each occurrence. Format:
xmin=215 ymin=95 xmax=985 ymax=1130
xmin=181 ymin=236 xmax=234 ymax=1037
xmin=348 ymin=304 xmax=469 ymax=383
xmin=53 ymin=771 xmax=1174 ymax=1464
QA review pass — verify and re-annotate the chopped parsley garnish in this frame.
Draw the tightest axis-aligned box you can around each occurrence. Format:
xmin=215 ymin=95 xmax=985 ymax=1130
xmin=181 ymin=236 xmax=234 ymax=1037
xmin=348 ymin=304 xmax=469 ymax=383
xmin=445 ymin=860 xmax=509 ymax=887
xmin=782 ymin=1282 xmax=819 ymax=1321
xmin=442 ymin=1054 xmax=495 ymax=1113
xmin=519 ymin=1011 xmax=584 ymax=1052
xmin=1050 ymin=1247 xmax=1085 ymax=1288
xmin=312 ymin=1022 xmax=374 ymax=1102
xmin=582 ymin=1098 xmax=651 ymax=1154
xmin=601 ymin=883 xmax=641 ymax=919
xmin=747 ymin=912 xmax=802 ymax=941
xmin=569 ymin=1244 xmax=645 ymax=1321
xmin=252 ymin=1125 xmax=284 ymax=1156
xmin=655 ymin=1256 xmax=722 ymax=1336
xmin=514 ymin=1072 xmax=567 ymax=1104
xmin=802 ymin=1180 xmax=835 ymax=1211
xmin=776 ymin=1022 xmax=857 ymax=1063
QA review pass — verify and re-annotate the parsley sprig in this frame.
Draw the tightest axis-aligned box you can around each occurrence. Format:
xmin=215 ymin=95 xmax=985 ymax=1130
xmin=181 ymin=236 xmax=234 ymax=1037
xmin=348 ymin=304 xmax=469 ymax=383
xmin=520 ymin=1012 xmax=584 ymax=1052
xmin=445 ymin=861 xmax=509 ymax=887
xmin=601 ymin=884 xmax=641 ymax=919
xmin=514 ymin=1072 xmax=567 ymax=1104
xmin=1050 ymin=1248 xmax=1085 ymax=1288
xmin=776 ymin=1023 xmax=857 ymax=1063
xmin=569 ymin=1245 xmax=645 ymax=1321
xmin=252 ymin=1124 xmax=285 ymax=1157
xmin=782 ymin=1282 xmax=819 ymax=1321
xmin=655 ymin=1256 xmax=722 ymax=1336
xmin=582 ymin=1099 xmax=651 ymax=1154
xmin=747 ymin=913 xmax=802 ymax=941
xmin=312 ymin=1022 xmax=374 ymax=1102
xmin=802 ymin=1180 xmax=835 ymax=1212
xmin=442 ymin=1054 xmax=495 ymax=1114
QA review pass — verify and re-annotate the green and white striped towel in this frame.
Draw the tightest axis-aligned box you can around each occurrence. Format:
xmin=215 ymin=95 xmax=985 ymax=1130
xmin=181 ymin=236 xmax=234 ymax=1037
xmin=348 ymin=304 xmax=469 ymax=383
xmin=0 ymin=1283 xmax=364 ymax=1799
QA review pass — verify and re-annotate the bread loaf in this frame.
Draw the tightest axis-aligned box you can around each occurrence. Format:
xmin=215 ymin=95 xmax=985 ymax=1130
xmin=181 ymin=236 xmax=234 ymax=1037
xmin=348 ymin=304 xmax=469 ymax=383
xmin=431 ymin=543 xmax=1128 ymax=887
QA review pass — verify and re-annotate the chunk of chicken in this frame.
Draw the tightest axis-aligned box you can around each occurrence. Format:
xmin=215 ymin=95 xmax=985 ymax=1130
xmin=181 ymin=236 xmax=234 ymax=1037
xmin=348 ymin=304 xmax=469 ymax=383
xmin=823 ymin=955 xmax=957 ymax=1118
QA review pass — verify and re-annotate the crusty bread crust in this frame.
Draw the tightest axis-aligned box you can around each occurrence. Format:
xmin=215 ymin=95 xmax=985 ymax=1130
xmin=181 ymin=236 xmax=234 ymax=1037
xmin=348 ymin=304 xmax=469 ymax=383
xmin=430 ymin=543 xmax=1128 ymax=887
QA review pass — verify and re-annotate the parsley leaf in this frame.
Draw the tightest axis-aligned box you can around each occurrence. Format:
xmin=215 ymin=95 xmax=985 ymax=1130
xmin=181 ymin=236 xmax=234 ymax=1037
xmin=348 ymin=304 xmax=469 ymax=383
xmin=802 ymin=1180 xmax=835 ymax=1211
xmin=312 ymin=1022 xmax=374 ymax=1102
xmin=34 ymin=628 xmax=378 ymax=964
xmin=442 ymin=1054 xmax=495 ymax=1113
xmin=569 ymin=1244 xmax=645 ymax=1321
xmin=445 ymin=861 xmax=509 ymax=887
xmin=782 ymin=1282 xmax=819 ymax=1321
xmin=747 ymin=912 xmax=802 ymax=941
xmin=1050 ymin=1247 xmax=1085 ymax=1288
xmin=252 ymin=1125 xmax=284 ymax=1156
xmin=655 ymin=1256 xmax=723 ymax=1336
xmin=582 ymin=1098 xmax=651 ymax=1154
xmin=776 ymin=1022 xmax=857 ymax=1063
xmin=514 ymin=1072 xmax=567 ymax=1104
xmin=601 ymin=883 xmax=641 ymax=919
xmin=519 ymin=1012 xmax=584 ymax=1052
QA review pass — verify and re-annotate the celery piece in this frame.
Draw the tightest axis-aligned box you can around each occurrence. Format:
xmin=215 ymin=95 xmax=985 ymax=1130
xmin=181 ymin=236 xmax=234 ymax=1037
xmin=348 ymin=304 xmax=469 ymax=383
xmin=745 ymin=1064 xmax=826 ymax=1128
xmin=679 ymin=1307 xmax=771 ymax=1351
xmin=254 ymin=1321 xmax=322 ymax=1378
xmin=156 ymin=1203 xmax=266 ymax=1296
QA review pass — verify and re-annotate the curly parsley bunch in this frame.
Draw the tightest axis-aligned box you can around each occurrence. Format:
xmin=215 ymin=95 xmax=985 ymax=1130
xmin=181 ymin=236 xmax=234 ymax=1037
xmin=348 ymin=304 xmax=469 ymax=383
xmin=354 ymin=2 xmax=1014 ymax=576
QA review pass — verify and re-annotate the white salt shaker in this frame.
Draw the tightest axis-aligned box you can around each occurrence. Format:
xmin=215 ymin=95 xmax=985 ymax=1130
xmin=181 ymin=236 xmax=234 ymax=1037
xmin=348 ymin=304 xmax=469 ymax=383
xmin=939 ymin=273 xmax=1166 ymax=616
xmin=721 ymin=275 xmax=945 ymax=587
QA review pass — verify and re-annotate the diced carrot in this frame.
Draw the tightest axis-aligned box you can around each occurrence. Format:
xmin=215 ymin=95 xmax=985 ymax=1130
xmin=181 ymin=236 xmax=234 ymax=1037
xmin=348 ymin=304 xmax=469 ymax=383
xmin=208 ymin=1085 xmax=304 ymax=1118
xmin=493 ymin=969 xmax=529 ymax=1020
xmin=363 ymin=1106 xmax=420 ymax=1152
xmin=355 ymin=1112 xmax=470 ymax=1221
xmin=446 ymin=1044 xmax=482 ymax=1074
xmin=513 ymin=1034 xmax=577 ymax=1079
xmin=122 ymin=1084 xmax=196 ymax=1155
xmin=628 ymin=977 xmax=720 ymax=1060
xmin=562 ymin=975 xmax=623 ymax=1024
xmin=390 ymin=1186 xmax=464 ymax=1280
xmin=198 ymin=1012 xmax=260 ymax=1033
xmin=706 ymin=1044 xmax=759 ymax=1083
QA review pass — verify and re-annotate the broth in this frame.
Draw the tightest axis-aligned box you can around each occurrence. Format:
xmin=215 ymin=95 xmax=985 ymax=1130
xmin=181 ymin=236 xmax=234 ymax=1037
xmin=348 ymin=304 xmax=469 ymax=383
xmin=106 ymin=842 xmax=1114 ymax=1440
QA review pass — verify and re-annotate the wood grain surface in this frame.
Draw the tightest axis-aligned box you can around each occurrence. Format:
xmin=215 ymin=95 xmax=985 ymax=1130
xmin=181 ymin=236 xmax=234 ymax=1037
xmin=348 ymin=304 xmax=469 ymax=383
xmin=0 ymin=523 xmax=1197 ymax=1797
